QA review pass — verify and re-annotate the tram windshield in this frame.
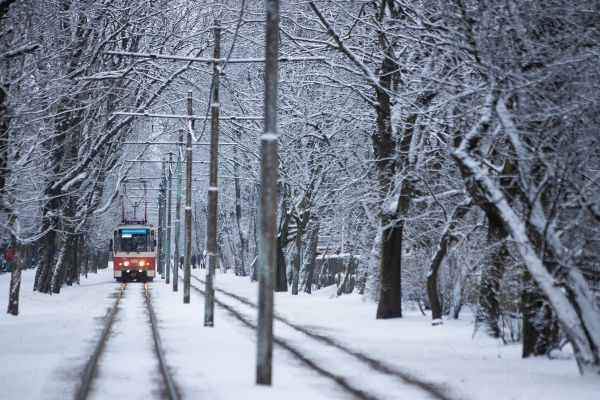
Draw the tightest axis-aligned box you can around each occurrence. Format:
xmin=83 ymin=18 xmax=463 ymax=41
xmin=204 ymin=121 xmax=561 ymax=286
xmin=116 ymin=228 xmax=151 ymax=252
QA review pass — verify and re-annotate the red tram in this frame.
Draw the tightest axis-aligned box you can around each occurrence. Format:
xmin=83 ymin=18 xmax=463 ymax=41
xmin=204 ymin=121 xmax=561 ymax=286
xmin=112 ymin=224 xmax=156 ymax=282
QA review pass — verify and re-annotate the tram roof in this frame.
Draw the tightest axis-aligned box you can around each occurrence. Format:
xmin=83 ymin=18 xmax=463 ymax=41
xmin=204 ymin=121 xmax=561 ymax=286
xmin=114 ymin=223 xmax=154 ymax=230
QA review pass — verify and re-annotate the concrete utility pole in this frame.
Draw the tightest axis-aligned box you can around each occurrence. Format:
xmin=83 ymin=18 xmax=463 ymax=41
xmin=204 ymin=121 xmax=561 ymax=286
xmin=161 ymin=159 xmax=167 ymax=278
xmin=204 ymin=20 xmax=221 ymax=327
xmin=173 ymin=131 xmax=183 ymax=292
xmin=183 ymin=92 xmax=193 ymax=304
xmin=256 ymin=0 xmax=279 ymax=386
xmin=157 ymin=179 xmax=164 ymax=275
xmin=166 ymin=152 xmax=173 ymax=284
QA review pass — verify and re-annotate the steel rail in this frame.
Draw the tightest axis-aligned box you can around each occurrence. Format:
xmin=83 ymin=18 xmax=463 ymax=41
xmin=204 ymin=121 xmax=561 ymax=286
xmin=143 ymin=283 xmax=180 ymax=400
xmin=75 ymin=283 xmax=127 ymax=400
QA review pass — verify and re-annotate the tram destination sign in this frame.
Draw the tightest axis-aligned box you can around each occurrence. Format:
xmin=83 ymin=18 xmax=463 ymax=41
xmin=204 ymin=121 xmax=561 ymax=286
xmin=120 ymin=229 xmax=148 ymax=235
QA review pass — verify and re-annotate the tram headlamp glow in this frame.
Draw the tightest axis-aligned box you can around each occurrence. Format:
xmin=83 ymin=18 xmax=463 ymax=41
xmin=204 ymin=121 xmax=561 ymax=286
xmin=123 ymin=261 xmax=129 ymax=266
xmin=139 ymin=260 xmax=145 ymax=267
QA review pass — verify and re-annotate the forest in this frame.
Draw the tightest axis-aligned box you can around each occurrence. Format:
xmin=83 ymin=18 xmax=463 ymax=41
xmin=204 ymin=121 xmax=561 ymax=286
xmin=1 ymin=0 xmax=600 ymax=379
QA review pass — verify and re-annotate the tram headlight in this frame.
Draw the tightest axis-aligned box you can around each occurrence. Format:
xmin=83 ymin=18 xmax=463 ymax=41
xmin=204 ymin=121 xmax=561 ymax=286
xmin=123 ymin=261 xmax=129 ymax=266
xmin=139 ymin=260 xmax=145 ymax=267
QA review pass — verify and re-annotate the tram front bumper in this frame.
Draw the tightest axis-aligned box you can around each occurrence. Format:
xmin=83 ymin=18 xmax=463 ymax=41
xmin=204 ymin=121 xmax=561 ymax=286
xmin=117 ymin=269 xmax=155 ymax=280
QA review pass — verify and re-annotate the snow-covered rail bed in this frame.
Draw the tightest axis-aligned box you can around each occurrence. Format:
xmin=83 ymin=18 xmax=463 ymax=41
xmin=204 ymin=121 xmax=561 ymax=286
xmin=80 ymin=282 xmax=179 ymax=400
xmin=189 ymin=275 xmax=453 ymax=400
xmin=75 ymin=282 xmax=126 ymax=400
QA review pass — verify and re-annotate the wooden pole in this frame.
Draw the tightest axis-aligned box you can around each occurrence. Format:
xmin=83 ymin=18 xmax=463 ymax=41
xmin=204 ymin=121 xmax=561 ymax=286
xmin=183 ymin=92 xmax=193 ymax=303
xmin=256 ymin=0 xmax=279 ymax=386
xmin=204 ymin=20 xmax=221 ymax=327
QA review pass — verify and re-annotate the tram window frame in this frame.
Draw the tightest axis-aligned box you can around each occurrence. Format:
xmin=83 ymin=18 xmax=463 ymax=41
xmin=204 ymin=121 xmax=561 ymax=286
xmin=118 ymin=228 xmax=150 ymax=253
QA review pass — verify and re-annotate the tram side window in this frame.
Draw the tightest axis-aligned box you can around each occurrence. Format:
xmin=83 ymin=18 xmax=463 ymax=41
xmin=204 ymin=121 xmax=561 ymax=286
xmin=118 ymin=229 xmax=149 ymax=252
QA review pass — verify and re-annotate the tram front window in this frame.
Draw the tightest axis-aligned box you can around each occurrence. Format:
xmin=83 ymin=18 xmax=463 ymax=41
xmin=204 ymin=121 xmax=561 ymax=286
xmin=118 ymin=229 xmax=149 ymax=252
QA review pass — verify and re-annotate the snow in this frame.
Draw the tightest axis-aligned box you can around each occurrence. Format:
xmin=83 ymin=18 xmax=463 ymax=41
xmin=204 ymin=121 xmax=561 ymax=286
xmin=315 ymin=252 xmax=358 ymax=260
xmin=261 ymin=133 xmax=278 ymax=141
xmin=54 ymin=172 xmax=88 ymax=192
xmin=1 ymin=268 xmax=599 ymax=400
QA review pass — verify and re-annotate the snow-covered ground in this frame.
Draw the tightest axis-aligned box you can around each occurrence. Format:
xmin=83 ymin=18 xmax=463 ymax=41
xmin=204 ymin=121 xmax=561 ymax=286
xmin=1 ymin=268 xmax=598 ymax=400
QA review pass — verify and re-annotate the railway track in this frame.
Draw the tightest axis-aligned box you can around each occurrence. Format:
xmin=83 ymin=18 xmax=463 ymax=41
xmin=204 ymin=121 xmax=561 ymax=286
xmin=187 ymin=274 xmax=459 ymax=400
xmin=144 ymin=283 xmax=180 ymax=400
xmin=75 ymin=282 xmax=180 ymax=400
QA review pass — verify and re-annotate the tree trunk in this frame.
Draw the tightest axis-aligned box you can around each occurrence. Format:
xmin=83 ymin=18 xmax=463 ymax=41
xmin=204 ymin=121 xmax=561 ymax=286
xmin=217 ymin=232 xmax=226 ymax=272
xmin=302 ymin=220 xmax=319 ymax=294
xmin=275 ymin=238 xmax=288 ymax=292
xmin=376 ymin=219 xmax=403 ymax=318
xmin=74 ymin=235 xmax=80 ymax=284
xmin=476 ymin=213 xmax=508 ymax=338
xmin=250 ymin=213 xmax=258 ymax=282
xmin=233 ymin=129 xmax=248 ymax=277
xmin=275 ymin=198 xmax=291 ymax=292
xmin=63 ymin=193 xmax=78 ymax=287
xmin=522 ymin=270 xmax=559 ymax=357
xmin=239 ymin=235 xmax=249 ymax=277
xmin=291 ymin=220 xmax=302 ymax=295
xmin=7 ymin=235 xmax=22 ymax=315
xmin=90 ymin=250 xmax=99 ymax=273
xmin=249 ymin=256 xmax=258 ymax=282
xmin=65 ymin=233 xmax=78 ymax=286
xmin=427 ymin=241 xmax=448 ymax=323
xmin=36 ymin=210 xmax=59 ymax=293
xmin=317 ymin=254 xmax=327 ymax=289
xmin=336 ymin=255 xmax=354 ymax=296
xmin=428 ymin=201 xmax=471 ymax=323
xmin=450 ymin=259 xmax=470 ymax=319
xmin=50 ymin=237 xmax=67 ymax=294
xmin=83 ymin=244 xmax=90 ymax=279
xmin=0 ymin=85 xmax=10 ymax=212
